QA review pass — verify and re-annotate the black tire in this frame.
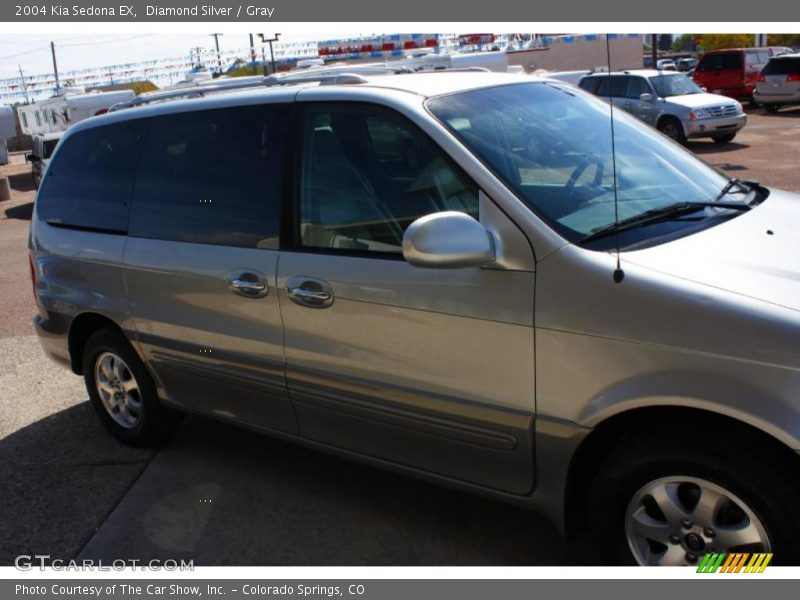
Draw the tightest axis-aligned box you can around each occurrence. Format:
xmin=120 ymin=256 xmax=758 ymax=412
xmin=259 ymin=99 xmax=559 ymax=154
xmin=83 ymin=328 xmax=180 ymax=447
xmin=657 ymin=118 xmax=687 ymax=145
xmin=712 ymin=132 xmax=737 ymax=144
xmin=764 ymin=104 xmax=781 ymax=114
xmin=589 ymin=426 xmax=800 ymax=566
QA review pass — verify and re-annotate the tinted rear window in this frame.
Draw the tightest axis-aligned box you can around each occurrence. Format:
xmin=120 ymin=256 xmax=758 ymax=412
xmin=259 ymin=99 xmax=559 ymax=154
xmin=580 ymin=76 xmax=627 ymax=97
xmin=697 ymin=52 xmax=743 ymax=71
xmin=128 ymin=104 xmax=289 ymax=249
xmin=763 ymin=57 xmax=800 ymax=75
xmin=36 ymin=120 xmax=145 ymax=233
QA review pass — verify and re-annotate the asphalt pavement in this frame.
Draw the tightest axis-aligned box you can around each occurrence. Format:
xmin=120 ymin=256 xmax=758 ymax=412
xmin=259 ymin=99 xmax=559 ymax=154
xmin=1 ymin=107 xmax=799 ymax=566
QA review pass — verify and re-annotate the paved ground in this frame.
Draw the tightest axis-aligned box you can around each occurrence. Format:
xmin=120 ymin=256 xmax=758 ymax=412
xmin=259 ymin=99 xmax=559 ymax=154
xmin=1 ymin=107 xmax=799 ymax=566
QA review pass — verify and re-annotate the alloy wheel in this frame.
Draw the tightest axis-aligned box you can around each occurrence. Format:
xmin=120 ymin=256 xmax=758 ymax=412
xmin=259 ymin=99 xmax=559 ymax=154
xmin=625 ymin=476 xmax=771 ymax=566
xmin=95 ymin=351 xmax=142 ymax=429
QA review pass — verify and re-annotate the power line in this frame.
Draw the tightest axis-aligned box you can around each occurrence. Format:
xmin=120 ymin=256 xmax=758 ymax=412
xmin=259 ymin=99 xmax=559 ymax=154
xmin=0 ymin=46 xmax=49 ymax=61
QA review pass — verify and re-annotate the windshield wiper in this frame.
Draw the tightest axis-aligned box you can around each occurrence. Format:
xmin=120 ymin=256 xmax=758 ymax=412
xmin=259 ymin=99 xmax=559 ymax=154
xmin=714 ymin=178 xmax=758 ymax=202
xmin=581 ymin=200 xmax=751 ymax=244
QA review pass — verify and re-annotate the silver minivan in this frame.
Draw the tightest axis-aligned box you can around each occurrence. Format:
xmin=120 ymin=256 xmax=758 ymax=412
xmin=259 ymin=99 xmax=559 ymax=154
xmin=30 ymin=71 xmax=800 ymax=566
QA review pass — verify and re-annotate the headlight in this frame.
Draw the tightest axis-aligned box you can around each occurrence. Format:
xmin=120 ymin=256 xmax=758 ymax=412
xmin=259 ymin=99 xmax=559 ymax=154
xmin=689 ymin=108 xmax=710 ymax=120
xmin=734 ymin=101 xmax=743 ymax=114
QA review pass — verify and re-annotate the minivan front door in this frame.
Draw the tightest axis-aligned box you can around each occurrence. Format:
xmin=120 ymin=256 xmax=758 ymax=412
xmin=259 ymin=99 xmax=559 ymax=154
xmin=123 ymin=102 xmax=297 ymax=434
xmin=277 ymin=103 xmax=536 ymax=494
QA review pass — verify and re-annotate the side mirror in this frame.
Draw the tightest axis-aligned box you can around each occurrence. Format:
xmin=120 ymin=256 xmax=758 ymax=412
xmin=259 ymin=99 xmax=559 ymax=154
xmin=701 ymin=86 xmax=708 ymax=92
xmin=403 ymin=211 xmax=495 ymax=269
xmin=25 ymin=153 xmax=38 ymax=163
xmin=639 ymin=92 xmax=653 ymax=102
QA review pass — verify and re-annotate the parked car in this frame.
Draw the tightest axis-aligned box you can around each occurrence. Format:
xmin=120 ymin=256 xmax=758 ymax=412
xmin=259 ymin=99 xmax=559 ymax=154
xmin=692 ymin=48 xmax=771 ymax=102
xmin=676 ymin=57 xmax=697 ymax=72
xmin=30 ymin=71 xmax=800 ymax=566
xmin=579 ymin=70 xmax=746 ymax=144
xmin=766 ymin=46 xmax=795 ymax=57
xmin=753 ymin=53 xmax=800 ymax=112
xmin=656 ymin=59 xmax=677 ymax=71
xmin=26 ymin=132 xmax=62 ymax=189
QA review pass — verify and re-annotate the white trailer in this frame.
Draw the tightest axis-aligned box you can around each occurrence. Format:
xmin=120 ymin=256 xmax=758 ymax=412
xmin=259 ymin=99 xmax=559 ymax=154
xmin=17 ymin=87 xmax=135 ymax=136
xmin=1 ymin=104 xmax=15 ymax=165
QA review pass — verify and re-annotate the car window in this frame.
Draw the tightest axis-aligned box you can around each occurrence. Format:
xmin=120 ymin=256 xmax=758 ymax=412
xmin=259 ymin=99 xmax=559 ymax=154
xmin=578 ymin=76 xmax=601 ymax=94
xmin=428 ymin=82 xmax=730 ymax=249
xmin=697 ymin=52 xmax=742 ymax=71
xmin=128 ymin=104 xmax=289 ymax=249
xmin=649 ymin=74 xmax=703 ymax=97
xmin=298 ymin=105 xmax=479 ymax=255
xmin=762 ymin=57 xmax=800 ymax=75
xmin=592 ymin=76 xmax=628 ymax=98
xmin=625 ymin=77 xmax=649 ymax=99
xmin=42 ymin=139 xmax=59 ymax=159
xmin=36 ymin=119 xmax=146 ymax=233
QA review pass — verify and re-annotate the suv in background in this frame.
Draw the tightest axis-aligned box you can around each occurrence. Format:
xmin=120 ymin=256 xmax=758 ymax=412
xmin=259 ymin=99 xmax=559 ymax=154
xmin=693 ymin=48 xmax=771 ymax=102
xmin=753 ymin=53 xmax=800 ymax=112
xmin=579 ymin=70 xmax=746 ymax=144
xmin=30 ymin=70 xmax=800 ymax=565
xmin=26 ymin=132 xmax=63 ymax=189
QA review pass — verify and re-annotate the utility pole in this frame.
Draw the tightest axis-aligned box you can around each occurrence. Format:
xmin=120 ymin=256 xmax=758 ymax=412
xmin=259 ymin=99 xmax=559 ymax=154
xmin=190 ymin=46 xmax=204 ymax=67
xmin=249 ymin=34 xmax=256 ymax=64
xmin=18 ymin=65 xmax=30 ymax=104
xmin=210 ymin=33 xmax=223 ymax=74
xmin=50 ymin=41 xmax=60 ymax=93
xmin=651 ymin=34 xmax=658 ymax=68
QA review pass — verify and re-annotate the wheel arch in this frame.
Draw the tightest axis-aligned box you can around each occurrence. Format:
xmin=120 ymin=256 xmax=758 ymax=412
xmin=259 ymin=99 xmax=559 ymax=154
xmin=562 ymin=405 xmax=800 ymax=538
xmin=67 ymin=312 xmax=126 ymax=375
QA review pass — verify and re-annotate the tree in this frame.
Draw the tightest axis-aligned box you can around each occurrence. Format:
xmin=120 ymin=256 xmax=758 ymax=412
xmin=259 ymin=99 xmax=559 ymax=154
xmin=768 ymin=34 xmax=800 ymax=48
xmin=695 ymin=34 xmax=753 ymax=52
xmin=672 ymin=34 xmax=695 ymax=52
xmin=658 ymin=34 xmax=673 ymax=52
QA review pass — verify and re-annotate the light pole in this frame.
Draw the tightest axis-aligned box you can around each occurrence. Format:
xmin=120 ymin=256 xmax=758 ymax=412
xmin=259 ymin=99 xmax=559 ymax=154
xmin=259 ymin=33 xmax=280 ymax=75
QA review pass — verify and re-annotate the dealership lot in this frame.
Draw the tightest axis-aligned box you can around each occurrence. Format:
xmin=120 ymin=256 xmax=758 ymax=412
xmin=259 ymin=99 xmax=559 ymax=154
xmin=1 ymin=106 xmax=798 ymax=566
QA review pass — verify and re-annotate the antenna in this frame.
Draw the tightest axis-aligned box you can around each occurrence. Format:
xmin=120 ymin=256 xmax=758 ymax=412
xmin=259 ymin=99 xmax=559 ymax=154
xmin=605 ymin=34 xmax=624 ymax=283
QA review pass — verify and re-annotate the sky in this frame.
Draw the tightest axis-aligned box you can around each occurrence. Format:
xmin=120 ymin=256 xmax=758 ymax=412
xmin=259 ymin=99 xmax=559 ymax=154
xmin=0 ymin=33 xmax=346 ymax=80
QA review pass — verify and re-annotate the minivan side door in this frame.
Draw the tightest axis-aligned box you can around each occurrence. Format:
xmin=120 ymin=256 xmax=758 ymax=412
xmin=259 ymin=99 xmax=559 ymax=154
xmin=276 ymin=102 xmax=537 ymax=494
xmin=123 ymin=101 xmax=297 ymax=434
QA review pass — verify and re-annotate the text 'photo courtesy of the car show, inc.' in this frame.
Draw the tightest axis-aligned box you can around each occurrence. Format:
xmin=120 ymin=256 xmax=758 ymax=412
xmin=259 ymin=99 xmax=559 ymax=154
xmin=2 ymin=0 xmax=800 ymax=596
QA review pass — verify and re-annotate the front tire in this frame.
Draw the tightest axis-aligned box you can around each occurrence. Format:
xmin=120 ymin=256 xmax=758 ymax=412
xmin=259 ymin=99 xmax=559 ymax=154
xmin=589 ymin=427 xmax=800 ymax=565
xmin=712 ymin=132 xmax=737 ymax=144
xmin=764 ymin=104 xmax=780 ymax=114
xmin=83 ymin=329 xmax=180 ymax=447
xmin=657 ymin=118 xmax=687 ymax=145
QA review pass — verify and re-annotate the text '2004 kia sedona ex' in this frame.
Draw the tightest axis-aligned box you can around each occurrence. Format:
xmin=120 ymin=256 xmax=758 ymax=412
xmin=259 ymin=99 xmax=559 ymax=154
xmin=30 ymin=71 xmax=800 ymax=565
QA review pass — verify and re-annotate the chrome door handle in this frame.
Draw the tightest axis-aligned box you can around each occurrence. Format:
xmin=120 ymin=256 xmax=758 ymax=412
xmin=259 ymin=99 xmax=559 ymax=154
xmin=286 ymin=276 xmax=334 ymax=309
xmin=227 ymin=269 xmax=268 ymax=298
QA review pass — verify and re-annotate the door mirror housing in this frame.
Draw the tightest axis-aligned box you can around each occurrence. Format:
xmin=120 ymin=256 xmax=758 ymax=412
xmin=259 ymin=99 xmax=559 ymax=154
xmin=639 ymin=92 xmax=653 ymax=102
xmin=403 ymin=211 xmax=495 ymax=269
xmin=25 ymin=153 xmax=38 ymax=163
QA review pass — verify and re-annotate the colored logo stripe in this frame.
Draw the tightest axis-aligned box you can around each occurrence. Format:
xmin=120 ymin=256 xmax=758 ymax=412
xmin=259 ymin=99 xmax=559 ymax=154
xmin=696 ymin=553 xmax=773 ymax=573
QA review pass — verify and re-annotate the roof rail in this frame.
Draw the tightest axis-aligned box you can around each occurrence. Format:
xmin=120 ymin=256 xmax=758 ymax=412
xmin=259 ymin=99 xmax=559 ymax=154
xmin=109 ymin=67 xmax=411 ymax=111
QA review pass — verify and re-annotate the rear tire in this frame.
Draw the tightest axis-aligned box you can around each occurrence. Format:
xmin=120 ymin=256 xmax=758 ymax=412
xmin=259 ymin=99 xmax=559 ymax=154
xmin=657 ymin=118 xmax=687 ymax=145
xmin=83 ymin=329 xmax=180 ymax=447
xmin=589 ymin=427 xmax=800 ymax=566
xmin=712 ymin=132 xmax=737 ymax=144
xmin=764 ymin=104 xmax=781 ymax=114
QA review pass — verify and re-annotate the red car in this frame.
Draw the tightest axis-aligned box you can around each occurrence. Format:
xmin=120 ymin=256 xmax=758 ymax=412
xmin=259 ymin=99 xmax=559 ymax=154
xmin=693 ymin=48 xmax=771 ymax=102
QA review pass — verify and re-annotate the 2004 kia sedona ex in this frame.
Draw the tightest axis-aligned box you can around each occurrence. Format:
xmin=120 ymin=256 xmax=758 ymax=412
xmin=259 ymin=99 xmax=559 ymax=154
xmin=29 ymin=71 xmax=800 ymax=565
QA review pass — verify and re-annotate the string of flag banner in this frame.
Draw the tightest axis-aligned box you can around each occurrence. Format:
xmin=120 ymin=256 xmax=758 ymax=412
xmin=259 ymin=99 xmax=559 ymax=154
xmin=0 ymin=33 xmax=642 ymax=104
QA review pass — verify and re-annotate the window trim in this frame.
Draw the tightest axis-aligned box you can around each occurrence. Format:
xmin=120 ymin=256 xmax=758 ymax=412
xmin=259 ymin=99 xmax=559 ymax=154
xmin=283 ymin=100 xmax=481 ymax=260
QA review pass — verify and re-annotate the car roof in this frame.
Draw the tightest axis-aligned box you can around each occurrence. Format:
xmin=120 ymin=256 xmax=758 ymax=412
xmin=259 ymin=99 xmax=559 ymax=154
xmin=585 ymin=70 xmax=678 ymax=78
xmin=36 ymin=132 xmax=64 ymax=141
xmin=770 ymin=52 xmax=800 ymax=59
xmin=64 ymin=70 xmax=547 ymax=135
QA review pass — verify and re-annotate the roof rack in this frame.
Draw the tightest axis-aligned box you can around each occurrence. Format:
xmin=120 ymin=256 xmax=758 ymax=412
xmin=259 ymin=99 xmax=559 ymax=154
xmin=109 ymin=65 xmax=416 ymax=111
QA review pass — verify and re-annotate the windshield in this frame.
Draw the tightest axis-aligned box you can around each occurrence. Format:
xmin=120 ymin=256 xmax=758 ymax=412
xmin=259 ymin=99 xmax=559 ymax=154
xmin=649 ymin=74 xmax=703 ymax=97
xmin=427 ymin=82 xmax=736 ymax=248
xmin=42 ymin=139 xmax=59 ymax=159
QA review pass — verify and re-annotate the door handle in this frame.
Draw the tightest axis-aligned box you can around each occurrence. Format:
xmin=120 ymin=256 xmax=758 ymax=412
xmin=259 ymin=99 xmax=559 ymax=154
xmin=227 ymin=269 xmax=269 ymax=298
xmin=286 ymin=276 xmax=334 ymax=309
